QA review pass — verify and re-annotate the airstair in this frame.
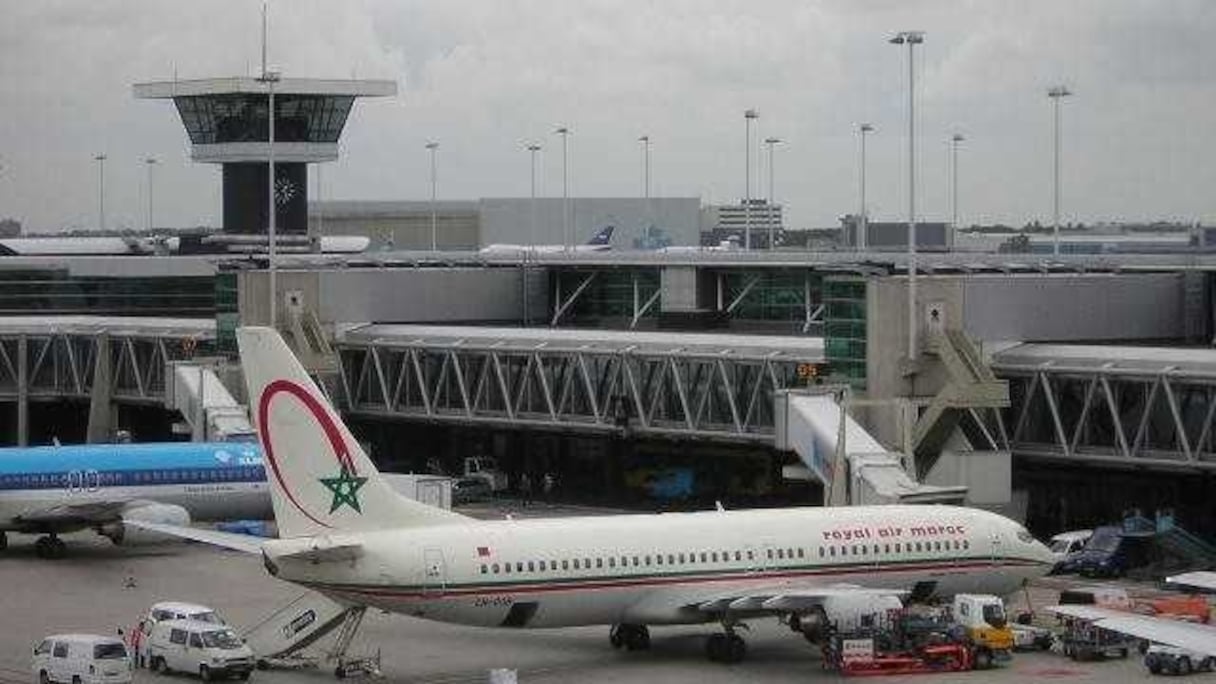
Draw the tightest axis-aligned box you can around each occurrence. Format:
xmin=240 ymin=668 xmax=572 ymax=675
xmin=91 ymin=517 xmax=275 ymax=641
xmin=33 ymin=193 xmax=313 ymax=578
xmin=241 ymin=590 xmax=377 ymax=676
xmin=165 ymin=361 xmax=255 ymax=441
xmin=775 ymin=392 xmax=966 ymax=506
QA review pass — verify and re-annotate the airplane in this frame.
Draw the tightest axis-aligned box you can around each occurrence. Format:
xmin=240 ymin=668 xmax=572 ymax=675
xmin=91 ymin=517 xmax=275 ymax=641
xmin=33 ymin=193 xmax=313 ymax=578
xmin=131 ymin=326 xmax=1056 ymax=666
xmin=0 ymin=441 xmax=269 ymax=558
xmin=479 ymin=225 xmax=614 ymax=255
xmin=658 ymin=236 xmax=742 ymax=253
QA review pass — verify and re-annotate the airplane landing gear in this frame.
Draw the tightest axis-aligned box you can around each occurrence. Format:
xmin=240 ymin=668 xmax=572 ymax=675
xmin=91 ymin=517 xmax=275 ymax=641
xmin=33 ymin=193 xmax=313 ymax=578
xmin=0 ymin=531 xmax=8 ymax=551
xmin=34 ymin=535 xmax=65 ymax=560
xmin=609 ymin=624 xmax=651 ymax=651
xmin=706 ymin=624 xmax=747 ymax=664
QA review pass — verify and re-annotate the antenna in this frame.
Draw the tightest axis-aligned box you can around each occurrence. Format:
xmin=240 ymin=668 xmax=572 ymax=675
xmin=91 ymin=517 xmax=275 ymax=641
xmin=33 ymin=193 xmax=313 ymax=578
xmin=261 ymin=1 xmax=268 ymax=76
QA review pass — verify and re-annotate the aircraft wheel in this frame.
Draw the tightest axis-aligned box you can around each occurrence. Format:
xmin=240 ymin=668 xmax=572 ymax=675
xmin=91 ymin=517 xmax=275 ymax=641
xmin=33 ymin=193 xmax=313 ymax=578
xmin=609 ymin=625 xmax=624 ymax=649
xmin=725 ymin=634 xmax=747 ymax=664
xmin=1179 ymin=657 xmax=1193 ymax=676
xmin=706 ymin=634 xmax=726 ymax=662
xmin=974 ymin=649 xmax=993 ymax=670
xmin=622 ymin=625 xmax=650 ymax=651
xmin=200 ymin=665 xmax=213 ymax=681
xmin=0 ymin=531 xmax=8 ymax=551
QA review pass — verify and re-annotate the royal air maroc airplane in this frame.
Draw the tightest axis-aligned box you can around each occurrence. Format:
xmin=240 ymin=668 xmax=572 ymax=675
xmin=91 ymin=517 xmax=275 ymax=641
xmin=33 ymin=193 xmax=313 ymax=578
xmin=135 ymin=327 xmax=1056 ymax=664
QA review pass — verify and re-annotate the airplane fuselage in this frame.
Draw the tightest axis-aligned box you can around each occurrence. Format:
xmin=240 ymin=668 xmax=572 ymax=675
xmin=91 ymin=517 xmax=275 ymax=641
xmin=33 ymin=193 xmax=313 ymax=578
xmin=268 ymin=504 xmax=1053 ymax=630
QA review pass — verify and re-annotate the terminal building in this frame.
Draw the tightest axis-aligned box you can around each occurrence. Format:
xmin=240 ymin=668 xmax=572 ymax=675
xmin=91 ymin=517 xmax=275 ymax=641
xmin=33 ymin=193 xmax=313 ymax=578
xmin=2 ymin=75 xmax=1216 ymax=540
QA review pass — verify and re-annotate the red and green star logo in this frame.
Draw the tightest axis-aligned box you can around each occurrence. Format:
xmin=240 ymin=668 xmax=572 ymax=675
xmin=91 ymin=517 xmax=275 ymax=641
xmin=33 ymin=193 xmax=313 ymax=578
xmin=320 ymin=466 xmax=368 ymax=514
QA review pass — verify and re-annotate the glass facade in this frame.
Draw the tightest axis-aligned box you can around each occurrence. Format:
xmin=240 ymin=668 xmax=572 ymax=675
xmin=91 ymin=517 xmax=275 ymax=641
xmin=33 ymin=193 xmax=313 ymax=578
xmin=174 ymin=94 xmax=355 ymax=144
xmin=214 ymin=272 xmax=240 ymax=354
xmin=722 ymin=269 xmax=817 ymax=323
xmin=555 ymin=269 xmax=661 ymax=322
xmin=0 ymin=270 xmax=216 ymax=317
xmin=823 ymin=277 xmax=868 ymax=389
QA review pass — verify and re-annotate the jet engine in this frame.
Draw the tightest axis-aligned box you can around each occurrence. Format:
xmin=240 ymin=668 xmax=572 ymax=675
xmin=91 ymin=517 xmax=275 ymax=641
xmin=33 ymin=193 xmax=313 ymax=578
xmin=790 ymin=594 xmax=904 ymax=644
xmin=97 ymin=504 xmax=191 ymax=546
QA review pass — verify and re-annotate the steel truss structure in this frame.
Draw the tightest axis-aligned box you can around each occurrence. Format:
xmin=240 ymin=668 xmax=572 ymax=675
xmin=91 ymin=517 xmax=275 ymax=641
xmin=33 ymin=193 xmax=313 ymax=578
xmin=993 ymin=345 xmax=1216 ymax=471
xmin=334 ymin=326 xmax=824 ymax=442
xmin=0 ymin=318 xmax=214 ymax=405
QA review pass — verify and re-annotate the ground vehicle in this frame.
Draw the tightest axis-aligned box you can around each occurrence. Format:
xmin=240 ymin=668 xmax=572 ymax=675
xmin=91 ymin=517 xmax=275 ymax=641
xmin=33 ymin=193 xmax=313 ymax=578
xmin=1058 ymin=526 xmax=1132 ymax=577
xmin=147 ymin=619 xmax=254 ymax=681
xmin=1049 ymin=529 xmax=1093 ymax=572
xmin=451 ymin=476 xmax=492 ymax=504
xmin=462 ymin=456 xmax=507 ymax=492
xmin=1057 ymin=616 xmax=1137 ymax=661
xmin=1144 ymin=643 xmax=1214 ymax=675
xmin=33 ymin=634 xmax=131 ymax=684
xmin=951 ymin=594 xmax=1014 ymax=668
xmin=1010 ymin=623 xmax=1054 ymax=651
xmin=136 ymin=602 xmax=225 ymax=667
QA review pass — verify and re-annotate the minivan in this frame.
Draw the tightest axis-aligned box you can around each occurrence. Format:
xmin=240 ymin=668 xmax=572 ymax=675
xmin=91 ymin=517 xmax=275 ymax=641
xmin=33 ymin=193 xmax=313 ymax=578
xmin=147 ymin=619 xmax=254 ymax=681
xmin=32 ymin=634 xmax=131 ymax=684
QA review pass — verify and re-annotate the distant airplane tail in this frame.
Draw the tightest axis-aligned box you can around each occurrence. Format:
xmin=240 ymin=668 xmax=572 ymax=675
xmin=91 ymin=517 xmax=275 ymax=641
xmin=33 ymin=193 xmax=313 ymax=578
xmin=237 ymin=327 xmax=465 ymax=539
xmin=587 ymin=225 xmax=615 ymax=246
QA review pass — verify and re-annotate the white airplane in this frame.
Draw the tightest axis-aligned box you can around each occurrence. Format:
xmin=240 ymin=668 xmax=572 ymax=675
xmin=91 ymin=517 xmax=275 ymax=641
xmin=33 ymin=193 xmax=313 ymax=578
xmin=479 ymin=225 xmax=614 ymax=255
xmin=659 ymin=236 xmax=742 ymax=253
xmin=136 ymin=327 xmax=1055 ymax=665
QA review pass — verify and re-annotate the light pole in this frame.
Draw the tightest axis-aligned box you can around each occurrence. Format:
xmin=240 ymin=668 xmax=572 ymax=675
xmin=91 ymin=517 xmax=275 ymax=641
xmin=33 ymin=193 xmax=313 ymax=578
xmin=425 ymin=141 xmax=439 ymax=251
xmin=638 ymin=135 xmax=651 ymax=240
xmin=743 ymin=109 xmax=758 ymax=249
xmin=257 ymin=69 xmax=281 ymax=326
xmin=555 ymin=127 xmax=570 ymax=250
xmin=525 ymin=143 xmax=541 ymax=248
xmin=93 ymin=154 xmax=107 ymax=231
xmin=890 ymin=30 xmax=925 ymax=363
xmin=1048 ymin=85 xmax=1072 ymax=257
xmin=858 ymin=123 xmax=874 ymax=250
xmin=764 ymin=137 xmax=782 ymax=249
xmin=950 ymin=133 xmax=964 ymax=232
xmin=144 ymin=157 xmax=157 ymax=232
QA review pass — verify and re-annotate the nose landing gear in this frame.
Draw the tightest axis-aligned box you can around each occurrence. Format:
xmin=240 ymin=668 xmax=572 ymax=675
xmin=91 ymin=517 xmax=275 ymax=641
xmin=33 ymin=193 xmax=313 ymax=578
xmin=609 ymin=624 xmax=651 ymax=651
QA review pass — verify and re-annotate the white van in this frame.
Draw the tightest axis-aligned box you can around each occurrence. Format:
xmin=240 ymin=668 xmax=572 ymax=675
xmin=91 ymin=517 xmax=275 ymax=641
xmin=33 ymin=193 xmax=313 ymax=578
xmin=147 ymin=619 xmax=254 ymax=681
xmin=32 ymin=634 xmax=132 ymax=684
xmin=135 ymin=602 xmax=225 ymax=667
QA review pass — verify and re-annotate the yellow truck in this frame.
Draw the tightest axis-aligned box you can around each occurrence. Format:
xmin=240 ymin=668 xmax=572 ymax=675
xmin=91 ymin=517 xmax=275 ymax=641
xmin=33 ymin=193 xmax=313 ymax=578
xmin=951 ymin=594 xmax=1015 ymax=669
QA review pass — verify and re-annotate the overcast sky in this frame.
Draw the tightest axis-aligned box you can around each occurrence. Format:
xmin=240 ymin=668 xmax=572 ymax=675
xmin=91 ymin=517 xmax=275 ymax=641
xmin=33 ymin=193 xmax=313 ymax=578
xmin=1 ymin=0 xmax=1214 ymax=233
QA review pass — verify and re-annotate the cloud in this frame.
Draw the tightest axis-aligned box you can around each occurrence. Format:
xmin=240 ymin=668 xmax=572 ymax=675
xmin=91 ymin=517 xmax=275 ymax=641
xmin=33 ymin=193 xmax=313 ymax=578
xmin=1 ymin=0 xmax=1214 ymax=233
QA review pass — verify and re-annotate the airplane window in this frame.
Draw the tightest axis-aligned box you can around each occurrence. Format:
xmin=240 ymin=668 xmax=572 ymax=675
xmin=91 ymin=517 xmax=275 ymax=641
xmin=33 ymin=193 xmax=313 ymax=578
xmin=632 ymin=556 xmax=639 ymax=566
xmin=645 ymin=556 xmax=651 ymax=566
xmin=492 ymin=563 xmax=500 ymax=573
xmin=935 ymin=541 xmax=942 ymax=552
xmin=678 ymin=553 xmax=685 ymax=564
xmin=666 ymin=554 xmax=674 ymax=564
xmin=539 ymin=560 xmax=547 ymax=571
xmin=608 ymin=557 xmax=616 ymax=568
xmin=789 ymin=547 xmax=795 ymax=558
xmin=797 ymin=548 xmax=805 ymax=559
xmin=818 ymin=547 xmax=824 ymax=558
xmin=561 ymin=560 xmax=569 ymax=570
xmin=656 ymin=555 xmax=664 ymax=565
xmin=504 ymin=563 xmax=512 ymax=574
xmin=775 ymin=549 xmax=783 ymax=559
xmin=860 ymin=546 xmax=867 ymax=556
xmin=963 ymin=540 xmax=970 ymax=550
xmin=480 ymin=564 xmax=488 ymax=574
xmin=711 ymin=552 xmax=719 ymax=562
xmin=700 ymin=552 xmax=707 ymax=563
xmin=885 ymin=544 xmax=891 ymax=554
xmin=915 ymin=542 xmax=922 ymax=552
xmin=527 ymin=561 xmax=535 ymax=572
xmin=515 ymin=562 xmax=523 ymax=572
xmin=596 ymin=558 xmax=603 ymax=569
xmin=829 ymin=546 xmax=836 ymax=557
xmin=585 ymin=557 xmax=591 ymax=568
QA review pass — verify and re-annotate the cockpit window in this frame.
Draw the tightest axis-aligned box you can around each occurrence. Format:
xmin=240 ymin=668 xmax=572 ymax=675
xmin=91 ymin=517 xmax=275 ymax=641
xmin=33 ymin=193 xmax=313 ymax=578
xmin=1016 ymin=528 xmax=1036 ymax=544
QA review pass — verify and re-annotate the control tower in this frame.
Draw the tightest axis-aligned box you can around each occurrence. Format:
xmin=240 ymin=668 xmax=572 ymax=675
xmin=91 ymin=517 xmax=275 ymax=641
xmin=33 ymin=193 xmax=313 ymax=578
xmin=134 ymin=77 xmax=395 ymax=238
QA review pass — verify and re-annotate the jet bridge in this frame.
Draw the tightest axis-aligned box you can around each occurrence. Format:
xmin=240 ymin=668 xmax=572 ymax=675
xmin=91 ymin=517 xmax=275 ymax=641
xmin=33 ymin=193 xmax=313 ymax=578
xmin=774 ymin=391 xmax=966 ymax=506
xmin=166 ymin=362 xmax=254 ymax=441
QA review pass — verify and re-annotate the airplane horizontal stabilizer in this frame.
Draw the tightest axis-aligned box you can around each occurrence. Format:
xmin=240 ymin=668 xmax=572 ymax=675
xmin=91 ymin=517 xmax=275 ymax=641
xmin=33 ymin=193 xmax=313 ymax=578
xmin=275 ymin=542 xmax=363 ymax=564
xmin=123 ymin=519 xmax=265 ymax=555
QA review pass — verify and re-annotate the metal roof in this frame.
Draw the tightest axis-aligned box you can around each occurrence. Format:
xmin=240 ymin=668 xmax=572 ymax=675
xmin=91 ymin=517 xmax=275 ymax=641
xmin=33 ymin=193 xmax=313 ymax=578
xmin=992 ymin=343 xmax=1216 ymax=376
xmin=340 ymin=324 xmax=823 ymax=361
xmin=133 ymin=77 xmax=397 ymax=99
xmin=0 ymin=316 xmax=215 ymax=339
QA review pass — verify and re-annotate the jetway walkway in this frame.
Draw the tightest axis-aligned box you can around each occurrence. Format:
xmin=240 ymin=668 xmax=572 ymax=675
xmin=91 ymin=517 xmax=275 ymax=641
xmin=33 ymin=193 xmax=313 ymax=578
xmin=774 ymin=392 xmax=966 ymax=506
xmin=991 ymin=343 xmax=1216 ymax=472
xmin=166 ymin=362 xmax=254 ymax=441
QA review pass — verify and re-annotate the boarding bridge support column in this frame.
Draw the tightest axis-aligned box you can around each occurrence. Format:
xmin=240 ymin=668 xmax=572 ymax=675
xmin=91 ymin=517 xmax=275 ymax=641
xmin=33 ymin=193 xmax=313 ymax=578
xmin=15 ymin=336 xmax=28 ymax=447
xmin=86 ymin=333 xmax=114 ymax=444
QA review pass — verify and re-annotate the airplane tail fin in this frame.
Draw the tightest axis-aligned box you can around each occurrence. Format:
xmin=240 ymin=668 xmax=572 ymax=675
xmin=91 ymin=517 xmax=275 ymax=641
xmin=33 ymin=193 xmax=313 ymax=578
xmin=237 ymin=327 xmax=466 ymax=539
xmin=587 ymin=225 xmax=614 ymax=246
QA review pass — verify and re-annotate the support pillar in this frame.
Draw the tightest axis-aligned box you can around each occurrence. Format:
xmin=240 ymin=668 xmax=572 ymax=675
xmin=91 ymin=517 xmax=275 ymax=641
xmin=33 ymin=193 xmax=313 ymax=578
xmin=87 ymin=333 xmax=113 ymax=443
xmin=16 ymin=336 xmax=28 ymax=447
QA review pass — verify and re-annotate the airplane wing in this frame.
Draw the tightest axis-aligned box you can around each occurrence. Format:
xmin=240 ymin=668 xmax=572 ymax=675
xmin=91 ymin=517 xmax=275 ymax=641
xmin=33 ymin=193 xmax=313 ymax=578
xmin=13 ymin=499 xmax=139 ymax=530
xmin=121 ymin=519 xmax=265 ymax=554
xmin=691 ymin=583 xmax=907 ymax=616
xmin=1168 ymin=571 xmax=1216 ymax=593
xmin=1046 ymin=605 xmax=1216 ymax=658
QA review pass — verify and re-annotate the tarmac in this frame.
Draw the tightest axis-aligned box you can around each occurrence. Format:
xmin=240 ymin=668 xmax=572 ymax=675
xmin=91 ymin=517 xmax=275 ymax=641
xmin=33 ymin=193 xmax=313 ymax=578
xmin=0 ymin=502 xmax=1178 ymax=683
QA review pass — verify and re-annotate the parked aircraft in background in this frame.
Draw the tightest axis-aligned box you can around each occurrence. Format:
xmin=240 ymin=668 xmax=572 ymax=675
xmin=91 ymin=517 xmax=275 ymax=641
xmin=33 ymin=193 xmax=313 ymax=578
xmin=658 ymin=236 xmax=742 ymax=253
xmin=0 ymin=441 xmax=269 ymax=558
xmin=479 ymin=225 xmax=614 ymax=255
xmin=134 ymin=327 xmax=1055 ymax=665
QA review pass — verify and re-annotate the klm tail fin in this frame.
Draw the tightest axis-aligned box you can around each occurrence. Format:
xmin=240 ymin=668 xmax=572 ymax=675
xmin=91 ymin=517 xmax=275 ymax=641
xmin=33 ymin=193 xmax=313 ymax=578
xmin=587 ymin=225 xmax=614 ymax=246
xmin=237 ymin=327 xmax=466 ymax=538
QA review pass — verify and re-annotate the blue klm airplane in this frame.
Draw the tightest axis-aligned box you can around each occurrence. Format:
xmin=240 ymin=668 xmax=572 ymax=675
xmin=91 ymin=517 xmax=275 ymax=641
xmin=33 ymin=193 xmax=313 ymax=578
xmin=0 ymin=441 xmax=269 ymax=558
